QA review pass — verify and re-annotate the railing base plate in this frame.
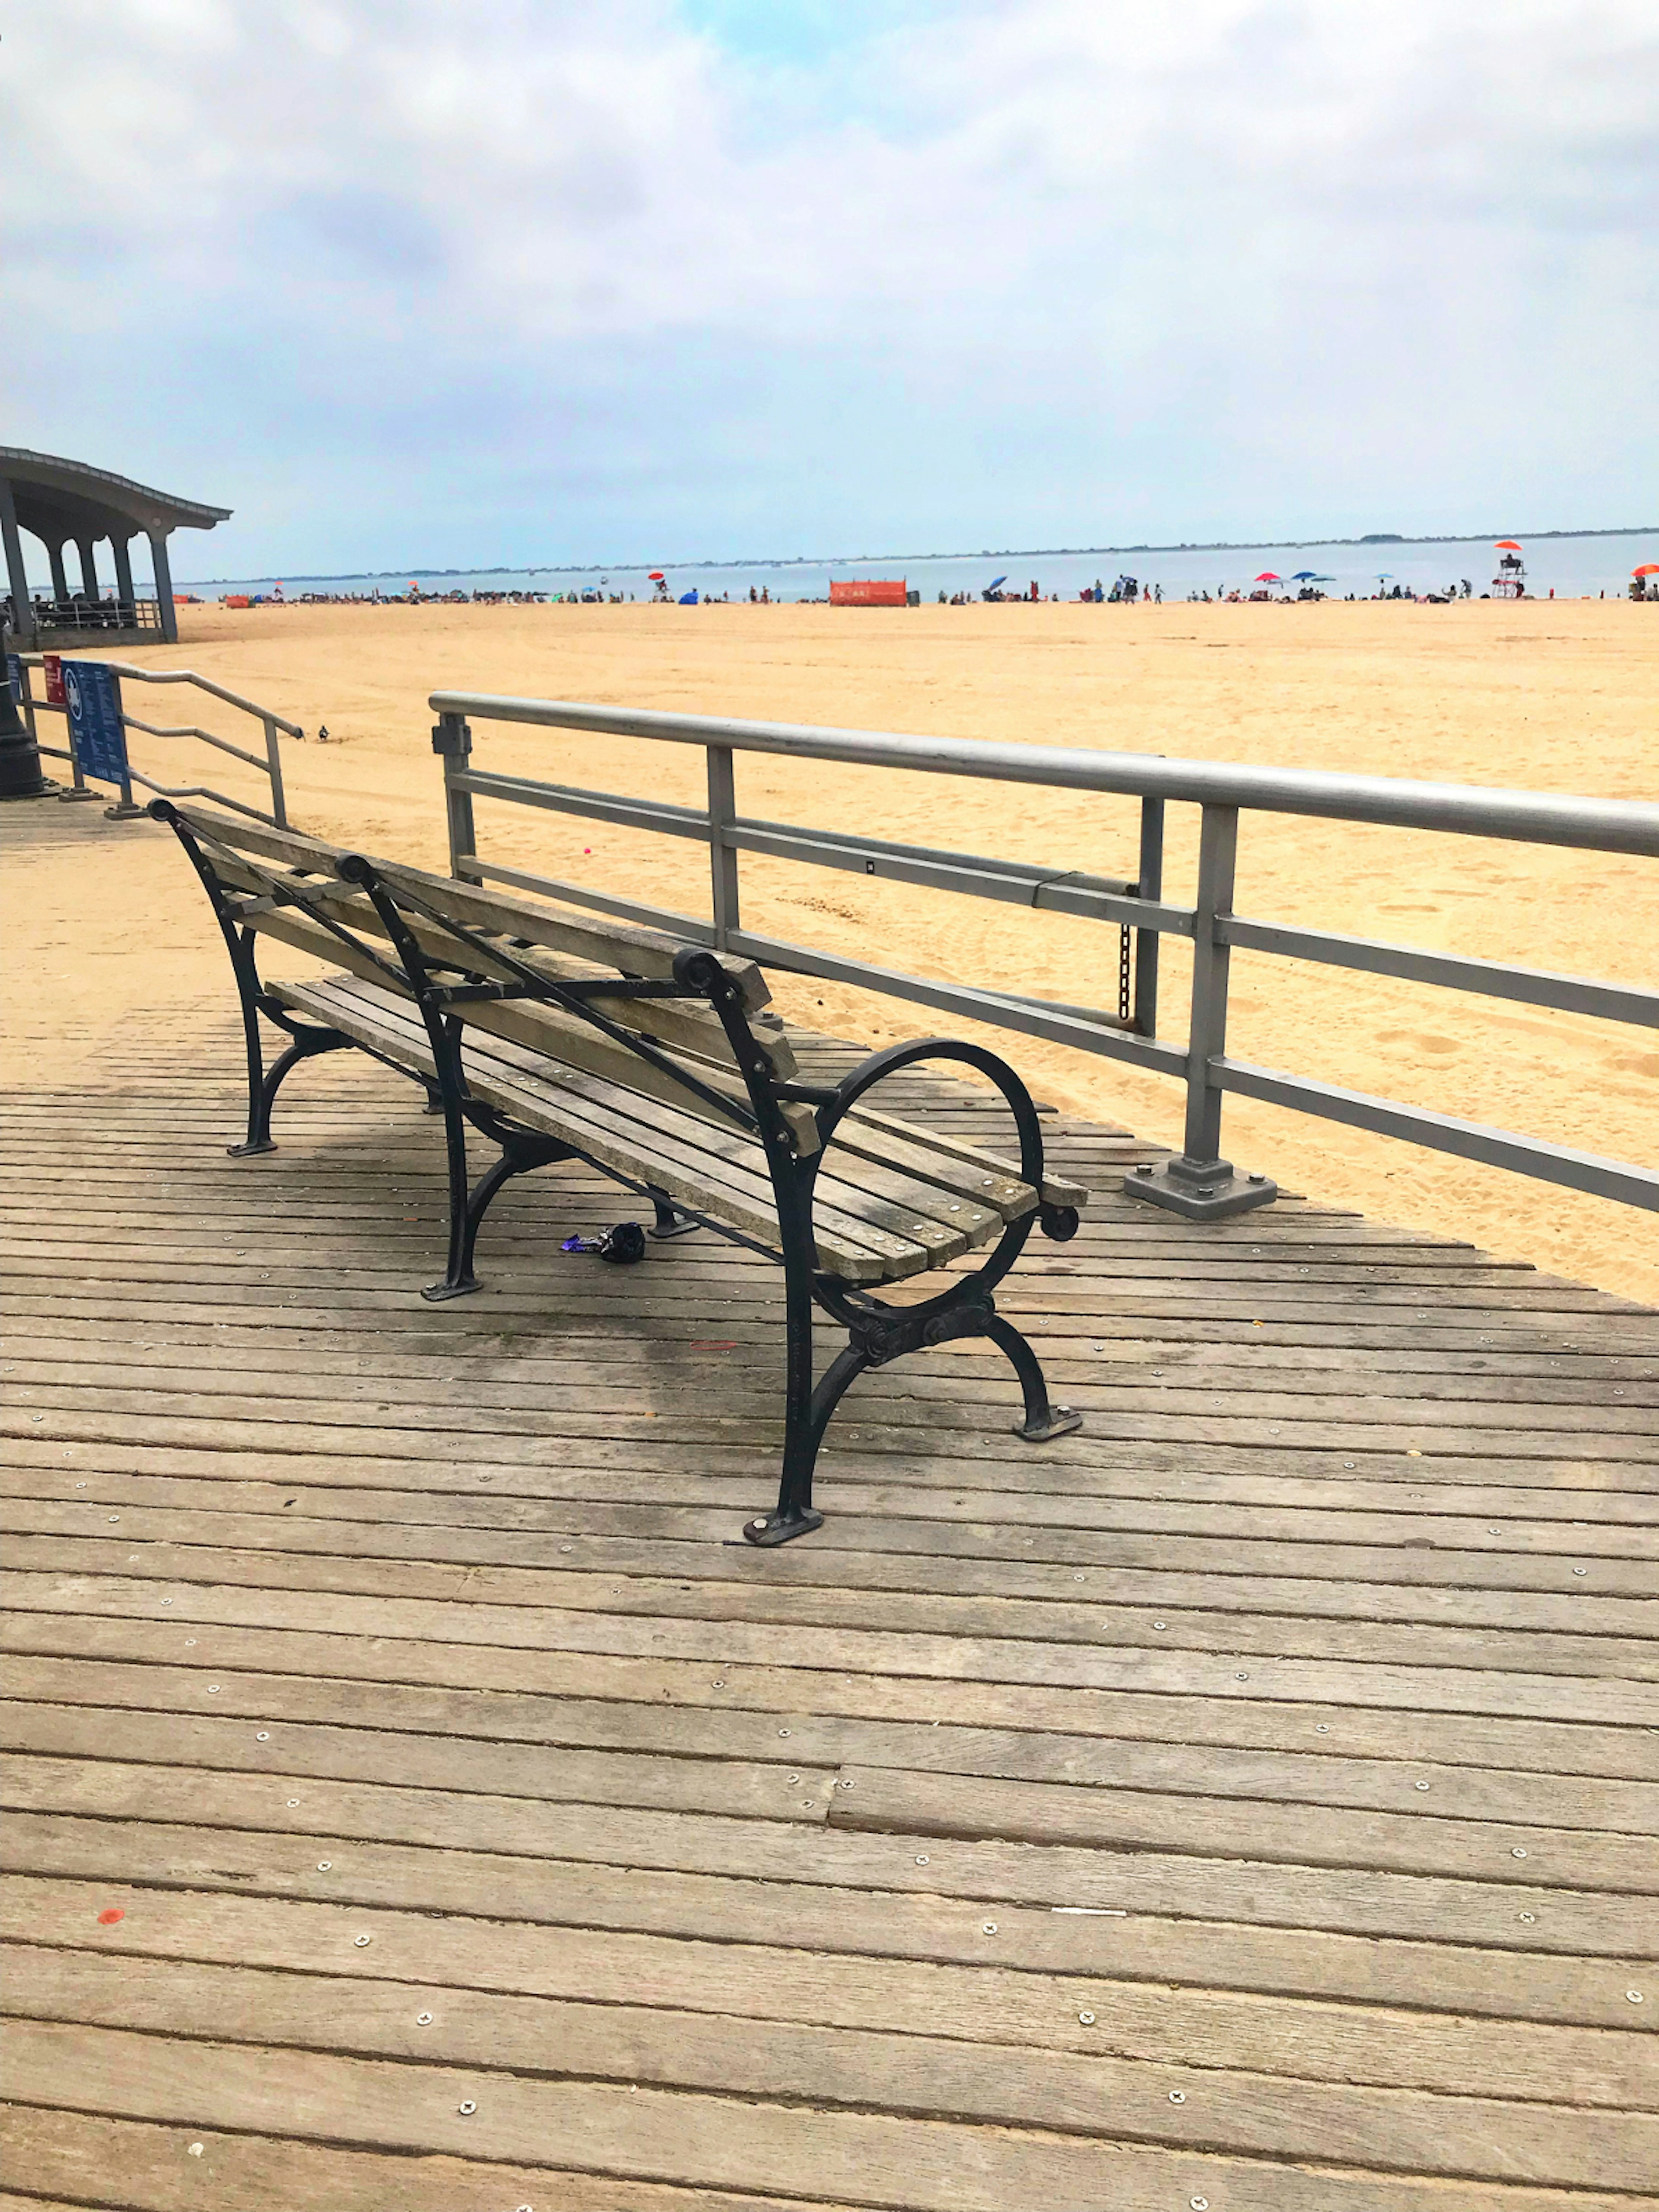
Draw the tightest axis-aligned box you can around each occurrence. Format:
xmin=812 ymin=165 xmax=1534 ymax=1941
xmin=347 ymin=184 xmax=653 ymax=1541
xmin=1123 ymin=1156 xmax=1277 ymax=1220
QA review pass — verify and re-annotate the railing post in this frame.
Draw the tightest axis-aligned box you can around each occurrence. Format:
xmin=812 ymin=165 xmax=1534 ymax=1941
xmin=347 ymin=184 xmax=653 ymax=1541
xmin=261 ymin=714 xmax=289 ymax=830
xmin=1133 ymin=793 xmax=1163 ymax=1036
xmin=706 ymin=742 xmax=741 ymax=950
xmin=102 ymin=676 xmax=147 ymax=820
xmin=432 ymin=712 xmax=475 ymax=877
xmin=1124 ymin=802 xmax=1276 ymax=1218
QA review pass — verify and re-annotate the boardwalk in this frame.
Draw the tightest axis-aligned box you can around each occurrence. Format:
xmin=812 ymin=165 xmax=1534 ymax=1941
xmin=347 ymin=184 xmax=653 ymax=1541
xmin=3 ymin=817 xmax=1657 ymax=2207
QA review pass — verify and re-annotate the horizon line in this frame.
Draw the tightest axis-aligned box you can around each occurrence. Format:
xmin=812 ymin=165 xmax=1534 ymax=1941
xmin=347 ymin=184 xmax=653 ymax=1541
xmin=172 ymin=521 xmax=1658 ymax=587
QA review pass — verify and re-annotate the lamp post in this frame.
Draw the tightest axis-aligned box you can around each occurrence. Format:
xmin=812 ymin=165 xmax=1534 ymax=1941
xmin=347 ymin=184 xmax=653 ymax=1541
xmin=0 ymin=664 xmax=51 ymax=798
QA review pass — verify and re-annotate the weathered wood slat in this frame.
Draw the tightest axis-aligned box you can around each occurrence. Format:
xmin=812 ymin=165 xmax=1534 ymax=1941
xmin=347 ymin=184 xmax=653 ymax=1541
xmin=6 ymin=1610 xmax=1653 ymax=1779
xmin=7 ymin=1808 xmax=1644 ymax=2030
xmin=10 ymin=1653 xmax=1653 ymax=1831
xmin=0 ymin=2105 xmax=834 ymax=2212
xmin=8 ymin=1532 xmax=1654 ymax=1682
xmin=6 ymin=1936 xmax=1654 ymax=2184
xmin=1 ymin=2021 xmax=1646 ymax=2210
xmin=7 ymin=1566 xmax=1651 ymax=1723
xmin=9 ymin=1754 xmax=1653 ymax=1959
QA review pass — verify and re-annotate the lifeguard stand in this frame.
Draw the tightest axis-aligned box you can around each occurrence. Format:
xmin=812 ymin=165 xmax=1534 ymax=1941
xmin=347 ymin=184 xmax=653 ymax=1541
xmin=1492 ymin=544 xmax=1526 ymax=599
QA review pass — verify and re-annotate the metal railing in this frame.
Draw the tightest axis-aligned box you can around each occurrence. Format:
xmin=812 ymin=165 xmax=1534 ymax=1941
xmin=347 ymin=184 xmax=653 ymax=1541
xmin=427 ymin=690 xmax=1659 ymax=1218
xmin=14 ymin=654 xmax=296 ymax=827
xmin=13 ymin=597 xmax=165 ymax=636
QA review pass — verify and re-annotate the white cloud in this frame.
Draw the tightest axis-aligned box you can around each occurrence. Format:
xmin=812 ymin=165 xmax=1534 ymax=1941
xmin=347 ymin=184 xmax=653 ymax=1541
xmin=4 ymin=0 xmax=1654 ymax=565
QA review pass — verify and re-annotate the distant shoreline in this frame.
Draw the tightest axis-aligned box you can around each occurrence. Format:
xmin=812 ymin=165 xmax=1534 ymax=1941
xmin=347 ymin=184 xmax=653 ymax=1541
xmin=177 ymin=523 xmax=1657 ymax=588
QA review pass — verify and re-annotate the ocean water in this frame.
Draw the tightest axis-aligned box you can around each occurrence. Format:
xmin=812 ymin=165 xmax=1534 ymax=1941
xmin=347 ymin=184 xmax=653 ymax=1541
xmin=182 ymin=529 xmax=1657 ymax=606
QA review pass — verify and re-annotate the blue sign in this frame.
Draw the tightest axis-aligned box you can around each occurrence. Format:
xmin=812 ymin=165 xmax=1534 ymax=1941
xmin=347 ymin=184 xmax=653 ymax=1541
xmin=64 ymin=661 xmax=129 ymax=785
xmin=5 ymin=654 xmax=19 ymax=702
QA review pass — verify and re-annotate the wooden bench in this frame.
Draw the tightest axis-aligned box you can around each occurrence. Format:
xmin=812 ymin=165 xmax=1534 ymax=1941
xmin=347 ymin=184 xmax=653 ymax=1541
xmin=152 ymin=799 xmax=1088 ymax=1545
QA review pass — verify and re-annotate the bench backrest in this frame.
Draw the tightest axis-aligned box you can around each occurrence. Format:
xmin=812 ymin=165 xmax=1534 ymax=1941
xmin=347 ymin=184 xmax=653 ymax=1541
xmin=164 ymin=803 xmax=822 ymax=1153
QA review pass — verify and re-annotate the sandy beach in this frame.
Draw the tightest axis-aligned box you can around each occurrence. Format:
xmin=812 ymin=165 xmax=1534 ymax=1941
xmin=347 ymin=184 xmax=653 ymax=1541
xmin=13 ymin=596 xmax=1656 ymax=1302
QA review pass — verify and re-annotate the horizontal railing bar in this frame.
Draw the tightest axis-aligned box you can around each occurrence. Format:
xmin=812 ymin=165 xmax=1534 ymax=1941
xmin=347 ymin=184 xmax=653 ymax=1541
xmin=17 ymin=654 xmax=302 ymax=737
xmin=431 ymin=690 xmax=1659 ymax=856
xmin=99 ymin=764 xmax=276 ymax=825
xmin=461 ymin=858 xmax=717 ymax=944
xmin=732 ymin=814 xmax=1135 ymax=898
xmin=725 ymin=817 xmax=1190 ymax=931
xmin=454 ymin=769 xmax=710 ymax=842
xmin=37 ymin=744 xmax=72 ymax=763
xmin=119 ymin=717 xmax=270 ymax=773
xmin=458 ymin=769 xmax=1192 ymax=934
xmin=1215 ymin=1058 xmax=1659 ymax=1211
xmin=1221 ymin=916 xmax=1659 ymax=1028
xmin=725 ymin=927 xmax=1185 ymax=1077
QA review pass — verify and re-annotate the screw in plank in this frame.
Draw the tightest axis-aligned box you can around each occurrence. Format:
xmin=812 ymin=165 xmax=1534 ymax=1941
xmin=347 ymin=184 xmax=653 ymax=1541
xmin=354 ymin=1935 xmax=372 ymax=1948
xmin=1078 ymin=2010 xmax=1096 ymax=2024
xmin=416 ymin=2011 xmax=433 ymax=2024
xmin=1512 ymin=1848 xmax=1528 ymax=1859
xmin=1518 ymin=1912 xmax=1535 ymax=1923
xmin=1169 ymin=2090 xmax=1185 ymax=2103
xmin=1573 ymin=1567 xmax=1586 ymax=1575
xmin=778 ymin=1728 xmax=791 ymax=1737
xmin=287 ymin=1799 xmax=300 ymax=1807
xmin=458 ymin=2100 xmax=476 ymax=2114
xmin=1153 ymin=1621 xmax=1166 ymax=1630
xmin=317 ymin=1861 xmax=332 ymax=1871
xmin=1629 ymin=1991 xmax=1645 ymax=2004
xmin=982 ymin=1922 xmax=998 ymax=1935
xmin=1415 ymin=1781 xmax=1430 ymax=1791
xmin=256 ymin=1732 xmax=270 ymax=1742
xmin=915 ymin=1855 xmax=930 ymax=1866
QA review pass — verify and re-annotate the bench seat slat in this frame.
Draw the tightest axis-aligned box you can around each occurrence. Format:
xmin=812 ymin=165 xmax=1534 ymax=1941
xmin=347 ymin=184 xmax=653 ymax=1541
xmin=278 ymin=977 xmax=940 ymax=1282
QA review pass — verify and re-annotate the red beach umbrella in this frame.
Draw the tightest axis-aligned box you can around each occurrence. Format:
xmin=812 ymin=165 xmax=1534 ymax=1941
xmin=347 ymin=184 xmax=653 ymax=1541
xmin=648 ymin=571 xmax=665 ymax=582
xmin=1633 ymin=564 xmax=1659 ymax=578
xmin=1494 ymin=540 xmax=1522 ymax=551
xmin=1254 ymin=572 xmax=1281 ymax=583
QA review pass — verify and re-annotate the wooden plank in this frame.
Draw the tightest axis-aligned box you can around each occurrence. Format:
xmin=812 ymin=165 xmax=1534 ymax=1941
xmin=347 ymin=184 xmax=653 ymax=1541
xmin=6 ymin=1939 xmax=1654 ymax=2183
xmin=8 ymin=1567 xmax=1651 ymax=1725
xmin=2 ymin=2021 xmax=1646 ymax=2212
xmin=7 ymin=1807 xmax=1644 ymax=2031
xmin=6 ymin=1531 xmax=1654 ymax=1684
xmin=0 ymin=2107 xmax=839 ymax=2212
xmin=8 ymin=1653 xmax=1652 ymax=1834
xmin=10 ymin=1459 xmax=1653 ymax=1595
xmin=12 ymin=1694 xmax=1642 ymax=1894
xmin=6 ymin=1609 xmax=1653 ymax=1780
xmin=0 ymin=1703 xmax=833 ymax=1827
xmin=7 ymin=1754 xmax=1654 ymax=1959
xmin=0 ymin=2109 xmax=832 ymax=2212
xmin=7 ymin=1496 xmax=1654 ymax=1648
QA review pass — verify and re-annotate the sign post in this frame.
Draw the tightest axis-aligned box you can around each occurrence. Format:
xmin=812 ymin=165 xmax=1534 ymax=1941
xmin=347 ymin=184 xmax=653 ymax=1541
xmin=64 ymin=661 xmax=143 ymax=819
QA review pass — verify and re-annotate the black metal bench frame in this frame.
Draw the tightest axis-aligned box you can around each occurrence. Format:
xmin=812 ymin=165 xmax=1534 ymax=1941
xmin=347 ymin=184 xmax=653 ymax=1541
xmin=156 ymin=798 xmax=1084 ymax=1546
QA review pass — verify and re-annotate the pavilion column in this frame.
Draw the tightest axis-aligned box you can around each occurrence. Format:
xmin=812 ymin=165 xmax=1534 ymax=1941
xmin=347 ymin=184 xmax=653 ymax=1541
xmin=148 ymin=530 xmax=178 ymax=643
xmin=48 ymin=542 xmax=70 ymax=604
xmin=76 ymin=537 xmax=99 ymax=600
xmin=0 ymin=473 xmax=34 ymax=646
xmin=112 ymin=534 xmax=136 ymax=620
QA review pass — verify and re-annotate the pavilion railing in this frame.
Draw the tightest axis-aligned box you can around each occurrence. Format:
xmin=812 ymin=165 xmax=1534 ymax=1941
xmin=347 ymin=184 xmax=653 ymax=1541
xmin=426 ymin=689 xmax=1659 ymax=1219
xmin=13 ymin=654 xmax=296 ymax=828
xmin=22 ymin=597 xmax=165 ymax=636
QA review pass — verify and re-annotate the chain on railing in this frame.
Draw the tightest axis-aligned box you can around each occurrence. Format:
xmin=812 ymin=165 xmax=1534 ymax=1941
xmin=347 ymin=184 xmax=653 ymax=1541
xmin=9 ymin=651 xmax=296 ymax=827
xmin=424 ymin=689 xmax=1659 ymax=1221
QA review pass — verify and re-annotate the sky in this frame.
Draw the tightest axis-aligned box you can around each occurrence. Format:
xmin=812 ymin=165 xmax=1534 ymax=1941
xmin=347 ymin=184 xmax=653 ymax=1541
xmin=4 ymin=0 xmax=1656 ymax=578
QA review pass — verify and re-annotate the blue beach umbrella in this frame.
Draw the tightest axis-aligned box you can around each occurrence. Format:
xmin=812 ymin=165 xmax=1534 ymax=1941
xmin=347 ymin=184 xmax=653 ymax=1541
xmin=1290 ymin=570 xmax=1319 ymax=582
xmin=987 ymin=575 xmax=1007 ymax=591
